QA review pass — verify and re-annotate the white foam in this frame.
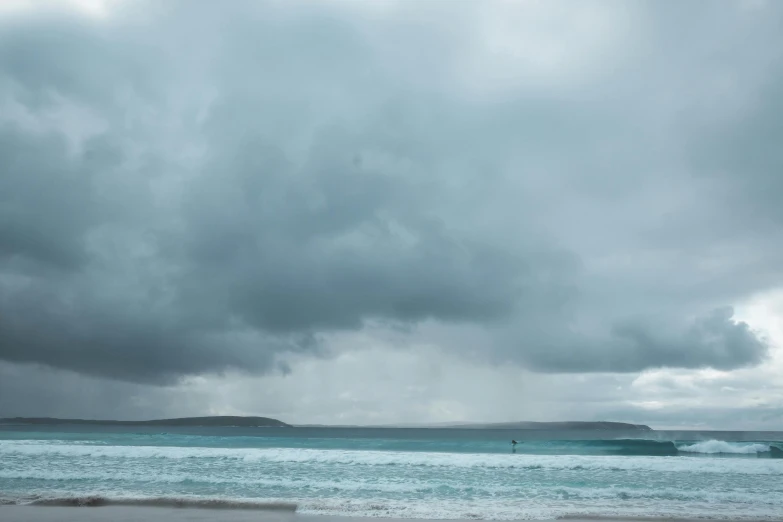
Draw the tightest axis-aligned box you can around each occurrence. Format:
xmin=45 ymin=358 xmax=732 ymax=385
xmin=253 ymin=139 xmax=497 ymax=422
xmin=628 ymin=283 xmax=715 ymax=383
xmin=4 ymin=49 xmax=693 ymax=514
xmin=293 ymin=496 xmax=783 ymax=520
xmin=0 ymin=469 xmax=480 ymax=494
xmin=677 ymin=440 xmax=771 ymax=454
xmin=2 ymin=440 xmax=781 ymax=475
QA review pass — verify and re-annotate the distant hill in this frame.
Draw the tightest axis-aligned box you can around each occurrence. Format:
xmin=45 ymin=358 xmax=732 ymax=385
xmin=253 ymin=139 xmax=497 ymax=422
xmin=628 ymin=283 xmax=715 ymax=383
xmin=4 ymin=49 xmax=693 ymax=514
xmin=439 ymin=421 xmax=653 ymax=431
xmin=0 ymin=417 xmax=651 ymax=431
xmin=0 ymin=416 xmax=290 ymax=428
xmin=299 ymin=421 xmax=653 ymax=431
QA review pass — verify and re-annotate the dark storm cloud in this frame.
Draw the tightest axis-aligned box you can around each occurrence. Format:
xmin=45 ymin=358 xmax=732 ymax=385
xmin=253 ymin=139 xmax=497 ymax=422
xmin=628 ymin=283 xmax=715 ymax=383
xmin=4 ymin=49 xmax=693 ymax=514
xmin=0 ymin=0 xmax=781 ymax=382
xmin=0 ymin=1 xmax=528 ymax=382
xmin=514 ymin=307 xmax=768 ymax=373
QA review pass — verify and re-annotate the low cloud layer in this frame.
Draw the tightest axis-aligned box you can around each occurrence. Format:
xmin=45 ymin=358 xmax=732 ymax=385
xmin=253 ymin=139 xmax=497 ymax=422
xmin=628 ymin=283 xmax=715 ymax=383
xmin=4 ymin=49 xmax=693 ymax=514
xmin=1 ymin=0 xmax=781 ymax=387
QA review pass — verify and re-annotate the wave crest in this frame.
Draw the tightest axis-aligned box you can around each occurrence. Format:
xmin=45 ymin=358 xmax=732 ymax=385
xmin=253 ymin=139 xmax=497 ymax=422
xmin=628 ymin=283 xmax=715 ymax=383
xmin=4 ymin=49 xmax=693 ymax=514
xmin=676 ymin=441 xmax=772 ymax=455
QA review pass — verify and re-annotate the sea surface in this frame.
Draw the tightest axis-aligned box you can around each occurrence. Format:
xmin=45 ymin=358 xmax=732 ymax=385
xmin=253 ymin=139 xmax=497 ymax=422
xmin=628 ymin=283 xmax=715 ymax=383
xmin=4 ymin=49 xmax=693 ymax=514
xmin=1 ymin=425 xmax=782 ymax=520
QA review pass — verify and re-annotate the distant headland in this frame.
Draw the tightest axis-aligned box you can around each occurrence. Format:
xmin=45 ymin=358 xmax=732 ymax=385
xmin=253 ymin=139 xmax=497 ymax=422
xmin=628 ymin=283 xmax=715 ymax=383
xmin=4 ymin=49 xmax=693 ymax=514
xmin=299 ymin=421 xmax=653 ymax=430
xmin=439 ymin=421 xmax=653 ymax=431
xmin=0 ymin=416 xmax=290 ymax=427
xmin=0 ymin=417 xmax=651 ymax=431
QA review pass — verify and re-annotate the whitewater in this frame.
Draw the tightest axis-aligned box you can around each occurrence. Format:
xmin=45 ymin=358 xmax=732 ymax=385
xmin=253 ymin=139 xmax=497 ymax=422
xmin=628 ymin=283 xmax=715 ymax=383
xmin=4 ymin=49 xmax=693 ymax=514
xmin=1 ymin=426 xmax=782 ymax=520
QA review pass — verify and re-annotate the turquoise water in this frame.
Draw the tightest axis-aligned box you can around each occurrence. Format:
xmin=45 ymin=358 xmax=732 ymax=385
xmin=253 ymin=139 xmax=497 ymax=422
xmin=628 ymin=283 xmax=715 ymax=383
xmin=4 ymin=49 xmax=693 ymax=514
xmin=1 ymin=426 xmax=782 ymax=519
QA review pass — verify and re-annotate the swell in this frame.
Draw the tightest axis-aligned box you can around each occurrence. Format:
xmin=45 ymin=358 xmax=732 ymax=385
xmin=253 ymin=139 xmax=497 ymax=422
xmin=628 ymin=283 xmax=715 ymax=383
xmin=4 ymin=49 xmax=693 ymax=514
xmin=2 ymin=438 xmax=780 ymax=459
xmin=529 ymin=439 xmax=680 ymax=456
xmin=525 ymin=439 xmax=782 ymax=457
xmin=24 ymin=496 xmax=297 ymax=510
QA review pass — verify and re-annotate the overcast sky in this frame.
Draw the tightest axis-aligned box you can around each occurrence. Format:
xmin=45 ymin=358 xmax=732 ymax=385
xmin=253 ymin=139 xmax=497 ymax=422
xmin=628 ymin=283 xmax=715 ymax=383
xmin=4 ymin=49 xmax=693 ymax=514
xmin=1 ymin=0 xmax=782 ymax=430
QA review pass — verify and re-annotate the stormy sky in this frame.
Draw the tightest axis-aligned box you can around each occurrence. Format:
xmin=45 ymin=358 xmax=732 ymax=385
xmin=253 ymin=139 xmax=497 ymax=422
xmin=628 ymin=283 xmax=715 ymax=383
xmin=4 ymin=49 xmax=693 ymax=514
xmin=1 ymin=0 xmax=782 ymax=429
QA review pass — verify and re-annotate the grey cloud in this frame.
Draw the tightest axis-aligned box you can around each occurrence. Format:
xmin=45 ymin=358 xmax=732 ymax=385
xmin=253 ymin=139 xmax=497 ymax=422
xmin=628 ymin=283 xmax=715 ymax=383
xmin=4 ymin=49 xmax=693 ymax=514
xmin=0 ymin=2 xmax=529 ymax=382
xmin=609 ymin=307 xmax=767 ymax=371
xmin=0 ymin=128 xmax=94 ymax=268
xmin=178 ymin=125 xmax=525 ymax=333
xmin=0 ymin=361 xmax=197 ymax=420
xmin=692 ymin=75 xmax=783 ymax=229
xmin=515 ymin=307 xmax=767 ymax=373
xmin=0 ymin=0 xmax=781 ymax=383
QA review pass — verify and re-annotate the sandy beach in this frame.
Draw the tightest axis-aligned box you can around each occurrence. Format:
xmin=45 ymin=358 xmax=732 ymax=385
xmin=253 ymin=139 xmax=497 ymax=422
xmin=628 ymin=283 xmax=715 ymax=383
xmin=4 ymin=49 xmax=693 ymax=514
xmin=2 ymin=506 xmax=782 ymax=522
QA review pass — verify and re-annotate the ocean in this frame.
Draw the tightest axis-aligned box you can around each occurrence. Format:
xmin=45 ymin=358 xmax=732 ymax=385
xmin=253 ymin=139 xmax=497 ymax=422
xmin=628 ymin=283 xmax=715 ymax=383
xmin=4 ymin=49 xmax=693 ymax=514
xmin=1 ymin=425 xmax=782 ymax=520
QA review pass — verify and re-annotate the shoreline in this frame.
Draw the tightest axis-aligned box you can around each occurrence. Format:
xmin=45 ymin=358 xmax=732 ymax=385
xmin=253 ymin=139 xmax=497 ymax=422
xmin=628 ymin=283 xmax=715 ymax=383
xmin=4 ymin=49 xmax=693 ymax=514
xmin=2 ymin=506 xmax=783 ymax=522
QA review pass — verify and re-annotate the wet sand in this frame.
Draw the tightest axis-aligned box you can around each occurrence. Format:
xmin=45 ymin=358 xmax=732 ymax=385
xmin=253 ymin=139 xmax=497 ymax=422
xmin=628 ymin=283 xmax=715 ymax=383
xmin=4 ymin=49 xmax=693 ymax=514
xmin=1 ymin=505 xmax=298 ymax=522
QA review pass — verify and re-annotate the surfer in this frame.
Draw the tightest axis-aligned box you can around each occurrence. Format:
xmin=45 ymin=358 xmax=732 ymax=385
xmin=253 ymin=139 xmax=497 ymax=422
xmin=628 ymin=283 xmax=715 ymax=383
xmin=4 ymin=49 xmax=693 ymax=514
xmin=511 ymin=440 xmax=518 ymax=446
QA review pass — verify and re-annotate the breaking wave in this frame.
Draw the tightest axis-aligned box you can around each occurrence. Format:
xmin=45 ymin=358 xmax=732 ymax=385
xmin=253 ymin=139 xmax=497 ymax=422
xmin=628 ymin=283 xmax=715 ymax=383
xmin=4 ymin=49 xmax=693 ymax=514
xmin=676 ymin=440 xmax=776 ymax=455
xmin=2 ymin=443 xmax=781 ymax=475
